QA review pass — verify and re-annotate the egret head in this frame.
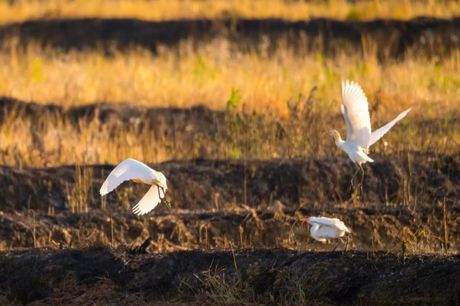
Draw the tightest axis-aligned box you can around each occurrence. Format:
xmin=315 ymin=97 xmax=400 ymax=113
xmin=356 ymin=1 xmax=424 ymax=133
xmin=155 ymin=171 xmax=168 ymax=189
xmin=329 ymin=129 xmax=342 ymax=143
xmin=303 ymin=217 xmax=312 ymax=225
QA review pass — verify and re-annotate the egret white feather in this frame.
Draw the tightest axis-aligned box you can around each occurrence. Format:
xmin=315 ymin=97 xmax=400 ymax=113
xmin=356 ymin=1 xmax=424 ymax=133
xmin=330 ymin=80 xmax=411 ymax=165
xmin=305 ymin=216 xmax=351 ymax=246
xmin=100 ymin=158 xmax=168 ymax=215
xmin=341 ymin=80 xmax=371 ymax=149
xmin=368 ymin=107 xmax=412 ymax=147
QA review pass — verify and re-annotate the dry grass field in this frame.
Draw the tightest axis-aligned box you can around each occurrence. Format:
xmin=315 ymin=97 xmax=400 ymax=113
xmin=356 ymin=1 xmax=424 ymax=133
xmin=2 ymin=0 xmax=460 ymax=23
xmin=0 ymin=1 xmax=459 ymax=305
xmin=0 ymin=40 xmax=459 ymax=167
xmin=1 ymin=40 xmax=459 ymax=113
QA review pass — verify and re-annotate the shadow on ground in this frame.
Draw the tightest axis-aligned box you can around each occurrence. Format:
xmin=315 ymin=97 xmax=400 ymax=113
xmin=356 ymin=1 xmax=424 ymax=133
xmin=1 ymin=17 xmax=460 ymax=58
xmin=0 ymin=248 xmax=458 ymax=305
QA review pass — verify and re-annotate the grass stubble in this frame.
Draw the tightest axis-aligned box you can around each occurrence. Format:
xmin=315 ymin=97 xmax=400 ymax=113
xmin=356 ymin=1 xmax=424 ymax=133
xmin=0 ymin=38 xmax=459 ymax=167
xmin=0 ymin=3 xmax=459 ymax=303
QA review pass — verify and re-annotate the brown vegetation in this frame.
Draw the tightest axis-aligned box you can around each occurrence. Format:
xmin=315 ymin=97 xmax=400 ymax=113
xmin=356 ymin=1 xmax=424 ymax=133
xmin=0 ymin=97 xmax=458 ymax=168
xmin=1 ymin=2 xmax=460 ymax=304
xmin=2 ymin=0 xmax=460 ymax=24
xmin=1 ymin=37 xmax=459 ymax=114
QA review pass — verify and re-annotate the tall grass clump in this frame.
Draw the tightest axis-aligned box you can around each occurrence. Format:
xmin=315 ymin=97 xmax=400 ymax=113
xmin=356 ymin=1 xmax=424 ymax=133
xmin=66 ymin=165 xmax=93 ymax=213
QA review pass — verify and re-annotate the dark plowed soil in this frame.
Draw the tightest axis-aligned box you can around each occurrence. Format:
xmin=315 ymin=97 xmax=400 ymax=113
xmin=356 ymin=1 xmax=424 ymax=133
xmin=0 ymin=154 xmax=458 ymax=212
xmin=1 ymin=17 xmax=460 ymax=58
xmin=0 ymin=248 xmax=458 ymax=305
xmin=0 ymin=207 xmax=459 ymax=252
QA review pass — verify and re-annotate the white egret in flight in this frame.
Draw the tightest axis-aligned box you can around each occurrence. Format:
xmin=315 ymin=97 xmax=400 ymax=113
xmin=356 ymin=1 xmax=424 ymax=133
xmin=330 ymin=80 xmax=411 ymax=185
xmin=100 ymin=158 xmax=169 ymax=215
xmin=304 ymin=216 xmax=352 ymax=251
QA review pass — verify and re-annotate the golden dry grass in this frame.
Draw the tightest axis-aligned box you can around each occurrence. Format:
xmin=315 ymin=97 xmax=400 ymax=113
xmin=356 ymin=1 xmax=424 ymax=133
xmin=1 ymin=40 xmax=460 ymax=117
xmin=0 ymin=39 xmax=459 ymax=167
xmin=1 ymin=0 xmax=460 ymax=24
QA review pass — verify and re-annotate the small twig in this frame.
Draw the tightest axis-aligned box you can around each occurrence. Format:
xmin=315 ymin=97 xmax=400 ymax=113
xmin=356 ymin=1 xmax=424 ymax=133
xmin=110 ymin=210 xmax=114 ymax=248
xmin=442 ymin=199 xmax=449 ymax=251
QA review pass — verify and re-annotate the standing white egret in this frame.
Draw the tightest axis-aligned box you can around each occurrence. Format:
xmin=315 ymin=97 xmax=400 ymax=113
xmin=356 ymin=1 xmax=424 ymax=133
xmin=330 ymin=80 xmax=412 ymax=185
xmin=100 ymin=158 xmax=168 ymax=215
xmin=304 ymin=216 xmax=352 ymax=251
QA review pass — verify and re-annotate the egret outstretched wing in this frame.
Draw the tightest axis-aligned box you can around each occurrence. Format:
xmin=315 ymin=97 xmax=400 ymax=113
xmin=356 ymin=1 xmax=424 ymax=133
xmin=368 ymin=108 xmax=412 ymax=147
xmin=341 ymin=104 xmax=353 ymax=140
xmin=341 ymin=80 xmax=371 ymax=148
xmin=100 ymin=158 xmax=156 ymax=196
xmin=132 ymin=185 xmax=166 ymax=215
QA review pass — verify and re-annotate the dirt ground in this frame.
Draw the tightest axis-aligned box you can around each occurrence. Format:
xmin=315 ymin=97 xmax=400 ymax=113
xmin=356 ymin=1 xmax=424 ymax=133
xmin=0 ymin=142 xmax=458 ymax=305
xmin=0 ymin=206 xmax=459 ymax=252
xmin=0 ymin=151 xmax=458 ymax=212
xmin=0 ymin=248 xmax=458 ymax=305
xmin=0 ymin=165 xmax=458 ymax=303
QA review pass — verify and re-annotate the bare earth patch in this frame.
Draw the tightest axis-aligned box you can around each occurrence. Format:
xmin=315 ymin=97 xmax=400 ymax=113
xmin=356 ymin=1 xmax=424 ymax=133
xmin=0 ymin=248 xmax=459 ymax=305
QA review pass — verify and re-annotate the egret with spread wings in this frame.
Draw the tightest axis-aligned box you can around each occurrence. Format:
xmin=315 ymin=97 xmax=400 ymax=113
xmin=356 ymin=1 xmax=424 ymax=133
xmin=330 ymin=80 xmax=411 ymax=185
xmin=100 ymin=158 xmax=169 ymax=215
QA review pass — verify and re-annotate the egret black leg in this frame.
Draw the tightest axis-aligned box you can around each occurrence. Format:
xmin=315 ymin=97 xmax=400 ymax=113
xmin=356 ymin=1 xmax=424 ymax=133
xmin=332 ymin=240 xmax=341 ymax=252
xmin=359 ymin=163 xmax=365 ymax=196
xmin=350 ymin=165 xmax=360 ymax=189
xmin=345 ymin=235 xmax=350 ymax=252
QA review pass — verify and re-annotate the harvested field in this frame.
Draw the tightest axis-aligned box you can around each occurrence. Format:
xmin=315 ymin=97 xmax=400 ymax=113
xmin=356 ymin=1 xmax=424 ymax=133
xmin=1 ymin=1 xmax=460 ymax=305
xmin=1 ymin=206 xmax=459 ymax=252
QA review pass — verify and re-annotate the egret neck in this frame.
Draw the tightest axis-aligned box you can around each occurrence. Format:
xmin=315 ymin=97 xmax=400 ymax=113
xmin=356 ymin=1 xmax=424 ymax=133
xmin=329 ymin=129 xmax=345 ymax=149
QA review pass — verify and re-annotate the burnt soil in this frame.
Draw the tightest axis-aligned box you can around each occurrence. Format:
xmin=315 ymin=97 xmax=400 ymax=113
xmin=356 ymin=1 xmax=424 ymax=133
xmin=1 ymin=17 xmax=460 ymax=58
xmin=1 ymin=13 xmax=460 ymax=306
xmin=0 ymin=248 xmax=459 ymax=305
xmin=1 ymin=154 xmax=459 ymax=213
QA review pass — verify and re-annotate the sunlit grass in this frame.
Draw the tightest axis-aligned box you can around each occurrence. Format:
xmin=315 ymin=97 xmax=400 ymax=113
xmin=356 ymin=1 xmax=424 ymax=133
xmin=0 ymin=38 xmax=459 ymax=167
xmin=1 ymin=0 xmax=460 ymax=24
xmin=1 ymin=40 xmax=460 ymax=117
